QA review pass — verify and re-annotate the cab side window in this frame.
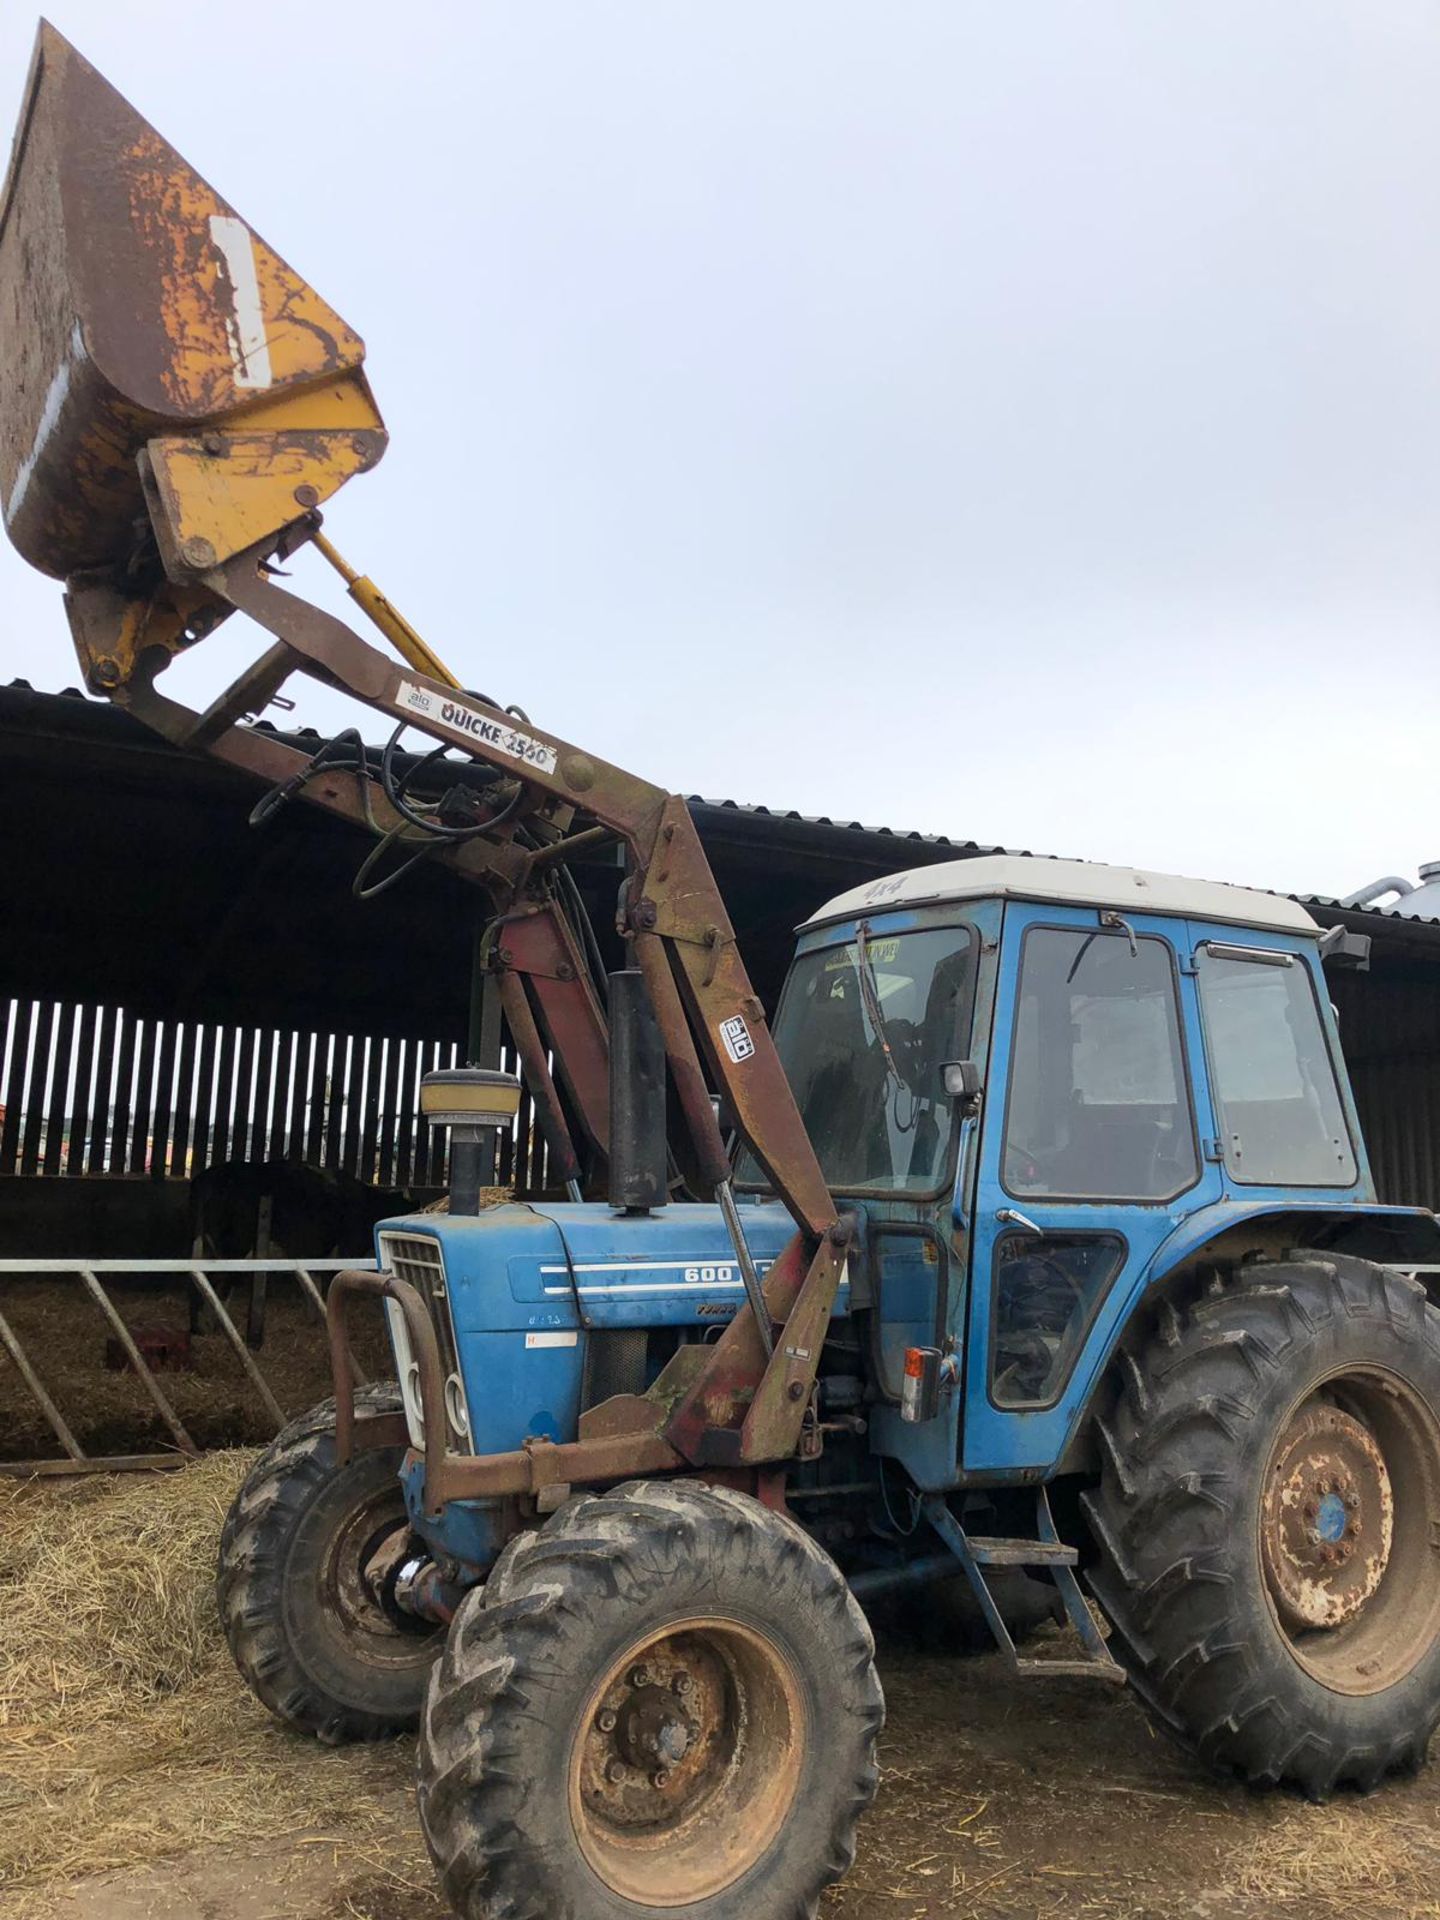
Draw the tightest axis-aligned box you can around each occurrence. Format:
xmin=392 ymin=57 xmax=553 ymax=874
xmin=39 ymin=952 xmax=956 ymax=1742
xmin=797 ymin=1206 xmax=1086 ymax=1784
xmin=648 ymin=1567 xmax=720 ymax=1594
xmin=1195 ymin=946 xmax=1356 ymax=1187
xmin=1003 ymin=928 xmax=1198 ymax=1202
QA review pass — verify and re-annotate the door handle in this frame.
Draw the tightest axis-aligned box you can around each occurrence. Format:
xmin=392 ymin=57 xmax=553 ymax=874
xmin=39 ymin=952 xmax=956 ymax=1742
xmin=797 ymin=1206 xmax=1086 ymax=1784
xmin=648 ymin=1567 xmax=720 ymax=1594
xmin=952 ymin=1111 xmax=980 ymax=1234
xmin=996 ymin=1207 xmax=1043 ymax=1237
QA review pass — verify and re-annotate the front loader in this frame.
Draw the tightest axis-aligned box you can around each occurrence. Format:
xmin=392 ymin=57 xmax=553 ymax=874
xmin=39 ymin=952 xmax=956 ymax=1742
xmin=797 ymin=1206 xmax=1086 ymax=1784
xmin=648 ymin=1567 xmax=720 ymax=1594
xmin=9 ymin=27 xmax=1440 ymax=1920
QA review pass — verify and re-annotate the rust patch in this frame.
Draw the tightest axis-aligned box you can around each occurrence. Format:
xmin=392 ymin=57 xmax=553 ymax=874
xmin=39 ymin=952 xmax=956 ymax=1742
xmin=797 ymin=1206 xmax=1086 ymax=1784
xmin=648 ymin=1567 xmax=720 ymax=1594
xmin=1261 ymin=1401 xmax=1392 ymax=1633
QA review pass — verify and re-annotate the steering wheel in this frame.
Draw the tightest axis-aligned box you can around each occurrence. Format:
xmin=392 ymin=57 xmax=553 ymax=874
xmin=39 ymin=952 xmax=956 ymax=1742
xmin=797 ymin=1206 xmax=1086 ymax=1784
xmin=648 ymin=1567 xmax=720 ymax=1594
xmin=1004 ymin=1140 xmax=1060 ymax=1191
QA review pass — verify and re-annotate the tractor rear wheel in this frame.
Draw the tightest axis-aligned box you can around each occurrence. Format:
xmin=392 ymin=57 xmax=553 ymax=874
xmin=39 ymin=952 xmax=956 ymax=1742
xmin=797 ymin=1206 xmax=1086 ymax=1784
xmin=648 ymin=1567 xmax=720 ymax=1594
xmin=1085 ymin=1254 xmax=1440 ymax=1796
xmin=418 ymin=1479 xmax=883 ymax=1920
xmin=217 ymin=1385 xmax=442 ymax=1743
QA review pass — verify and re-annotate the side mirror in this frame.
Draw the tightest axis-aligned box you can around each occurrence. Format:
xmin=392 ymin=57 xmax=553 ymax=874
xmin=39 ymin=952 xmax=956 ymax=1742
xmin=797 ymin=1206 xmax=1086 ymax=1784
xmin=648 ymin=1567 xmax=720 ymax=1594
xmin=1318 ymin=924 xmax=1371 ymax=971
xmin=941 ymin=1059 xmax=982 ymax=1111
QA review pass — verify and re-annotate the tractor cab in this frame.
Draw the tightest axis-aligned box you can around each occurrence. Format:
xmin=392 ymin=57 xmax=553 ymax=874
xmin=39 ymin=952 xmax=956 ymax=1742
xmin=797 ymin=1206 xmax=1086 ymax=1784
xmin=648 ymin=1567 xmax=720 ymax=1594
xmin=750 ymin=855 xmax=1388 ymax=1486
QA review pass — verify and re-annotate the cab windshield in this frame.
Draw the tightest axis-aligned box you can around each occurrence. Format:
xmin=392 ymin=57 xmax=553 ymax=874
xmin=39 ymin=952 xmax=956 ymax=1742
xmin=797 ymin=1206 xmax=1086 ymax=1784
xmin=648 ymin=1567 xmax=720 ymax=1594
xmin=739 ymin=923 xmax=977 ymax=1195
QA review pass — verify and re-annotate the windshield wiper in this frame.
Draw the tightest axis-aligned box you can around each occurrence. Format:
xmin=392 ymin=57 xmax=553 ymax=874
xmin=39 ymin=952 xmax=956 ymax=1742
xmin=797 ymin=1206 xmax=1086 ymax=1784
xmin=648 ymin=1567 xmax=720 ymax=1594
xmin=856 ymin=919 xmax=907 ymax=1092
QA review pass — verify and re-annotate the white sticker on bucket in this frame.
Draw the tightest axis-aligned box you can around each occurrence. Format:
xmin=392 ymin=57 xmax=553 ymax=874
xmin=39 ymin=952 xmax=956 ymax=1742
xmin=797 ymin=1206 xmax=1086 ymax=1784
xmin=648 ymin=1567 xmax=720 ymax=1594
xmin=209 ymin=215 xmax=274 ymax=390
xmin=396 ymin=680 xmax=559 ymax=775
xmin=3 ymin=322 xmax=85 ymax=528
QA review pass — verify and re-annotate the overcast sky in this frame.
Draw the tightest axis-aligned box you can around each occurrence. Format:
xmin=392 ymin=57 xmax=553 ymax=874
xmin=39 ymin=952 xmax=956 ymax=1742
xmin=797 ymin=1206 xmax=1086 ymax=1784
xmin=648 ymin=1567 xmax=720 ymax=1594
xmin=2 ymin=3 xmax=1437 ymax=901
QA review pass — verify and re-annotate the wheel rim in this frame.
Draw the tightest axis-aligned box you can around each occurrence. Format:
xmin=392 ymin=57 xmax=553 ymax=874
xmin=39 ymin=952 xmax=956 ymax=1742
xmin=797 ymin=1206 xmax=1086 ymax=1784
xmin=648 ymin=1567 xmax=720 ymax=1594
xmin=1259 ymin=1367 xmax=1440 ymax=1696
xmin=567 ymin=1616 xmax=805 ymax=1907
xmin=319 ymin=1488 xmax=437 ymax=1666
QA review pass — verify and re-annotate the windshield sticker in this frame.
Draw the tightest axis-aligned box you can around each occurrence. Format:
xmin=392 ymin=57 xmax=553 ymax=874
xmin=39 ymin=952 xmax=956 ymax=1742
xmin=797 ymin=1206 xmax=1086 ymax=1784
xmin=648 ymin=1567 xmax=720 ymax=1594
xmin=395 ymin=680 xmax=558 ymax=775
xmin=719 ymin=1014 xmax=755 ymax=1063
xmin=826 ymin=938 xmax=898 ymax=970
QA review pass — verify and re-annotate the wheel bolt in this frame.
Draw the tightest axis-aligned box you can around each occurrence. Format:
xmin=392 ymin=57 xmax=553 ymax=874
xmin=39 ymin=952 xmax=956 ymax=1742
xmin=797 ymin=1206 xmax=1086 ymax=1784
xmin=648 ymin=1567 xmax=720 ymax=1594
xmin=1304 ymin=1502 xmax=1318 ymax=1522
xmin=629 ymin=1665 xmax=652 ymax=1689
xmin=596 ymin=1708 xmax=617 ymax=1733
xmin=671 ymin=1672 xmax=692 ymax=1696
xmin=606 ymin=1759 xmax=627 ymax=1785
xmin=652 ymin=1769 xmax=670 ymax=1789
xmin=1346 ymin=1493 xmax=1360 ymax=1512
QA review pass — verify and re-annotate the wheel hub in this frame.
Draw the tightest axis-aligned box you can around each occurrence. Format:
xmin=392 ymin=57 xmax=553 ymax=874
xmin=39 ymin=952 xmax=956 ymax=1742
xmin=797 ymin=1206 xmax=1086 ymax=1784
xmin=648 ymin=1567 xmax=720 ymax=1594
xmin=569 ymin=1617 xmax=804 ymax=1905
xmin=1261 ymin=1402 xmax=1393 ymax=1632
xmin=580 ymin=1645 xmax=721 ymax=1818
xmin=324 ymin=1504 xmax=435 ymax=1648
xmin=617 ymin=1683 xmax=695 ymax=1772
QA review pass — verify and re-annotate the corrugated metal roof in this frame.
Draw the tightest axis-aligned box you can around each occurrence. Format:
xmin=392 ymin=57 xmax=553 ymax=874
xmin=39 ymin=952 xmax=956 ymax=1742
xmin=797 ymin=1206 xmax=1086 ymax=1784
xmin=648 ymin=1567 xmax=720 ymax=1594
xmin=1296 ymin=891 xmax=1440 ymax=932
xmin=8 ymin=680 xmax=1440 ymax=942
xmin=685 ymin=792 xmax=1020 ymax=856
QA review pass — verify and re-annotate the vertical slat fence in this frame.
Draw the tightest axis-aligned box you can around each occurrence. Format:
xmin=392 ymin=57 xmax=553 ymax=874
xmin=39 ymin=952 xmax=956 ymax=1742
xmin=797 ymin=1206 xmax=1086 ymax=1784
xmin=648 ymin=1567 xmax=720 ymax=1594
xmin=0 ymin=998 xmax=548 ymax=1193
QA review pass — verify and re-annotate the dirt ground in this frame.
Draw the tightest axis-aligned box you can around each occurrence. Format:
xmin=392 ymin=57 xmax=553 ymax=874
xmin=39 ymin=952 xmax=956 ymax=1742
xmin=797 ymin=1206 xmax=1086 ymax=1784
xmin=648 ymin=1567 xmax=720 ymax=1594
xmin=6 ymin=1462 xmax=1440 ymax=1920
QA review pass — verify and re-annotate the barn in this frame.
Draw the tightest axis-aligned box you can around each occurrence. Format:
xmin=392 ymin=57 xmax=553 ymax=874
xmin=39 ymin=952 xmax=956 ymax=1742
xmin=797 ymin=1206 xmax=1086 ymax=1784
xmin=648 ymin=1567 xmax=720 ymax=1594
xmin=3 ymin=678 xmax=1437 ymax=1465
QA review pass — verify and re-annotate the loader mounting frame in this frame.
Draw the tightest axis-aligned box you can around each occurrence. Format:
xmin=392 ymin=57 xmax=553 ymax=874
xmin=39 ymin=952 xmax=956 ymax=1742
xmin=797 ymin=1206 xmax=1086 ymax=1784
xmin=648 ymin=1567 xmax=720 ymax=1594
xmin=108 ymin=527 xmax=858 ymax=1476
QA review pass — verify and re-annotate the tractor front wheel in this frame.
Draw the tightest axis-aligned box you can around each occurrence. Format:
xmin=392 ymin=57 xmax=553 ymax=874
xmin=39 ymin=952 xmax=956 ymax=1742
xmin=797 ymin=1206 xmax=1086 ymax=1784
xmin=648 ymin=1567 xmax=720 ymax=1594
xmin=217 ymin=1385 xmax=443 ymax=1742
xmin=1085 ymin=1254 xmax=1440 ymax=1796
xmin=418 ymin=1479 xmax=884 ymax=1920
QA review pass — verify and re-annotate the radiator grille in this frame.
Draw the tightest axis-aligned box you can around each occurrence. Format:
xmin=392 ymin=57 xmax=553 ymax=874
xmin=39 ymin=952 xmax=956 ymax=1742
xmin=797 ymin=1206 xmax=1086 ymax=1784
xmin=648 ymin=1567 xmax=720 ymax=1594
xmin=385 ymin=1233 xmax=447 ymax=1306
xmin=379 ymin=1232 xmax=471 ymax=1451
xmin=582 ymin=1328 xmax=649 ymax=1410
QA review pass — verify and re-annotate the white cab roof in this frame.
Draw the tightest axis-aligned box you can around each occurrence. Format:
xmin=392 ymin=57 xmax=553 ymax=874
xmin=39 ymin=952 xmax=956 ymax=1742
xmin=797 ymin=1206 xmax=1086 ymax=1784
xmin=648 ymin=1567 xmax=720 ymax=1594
xmin=802 ymin=856 xmax=1319 ymax=936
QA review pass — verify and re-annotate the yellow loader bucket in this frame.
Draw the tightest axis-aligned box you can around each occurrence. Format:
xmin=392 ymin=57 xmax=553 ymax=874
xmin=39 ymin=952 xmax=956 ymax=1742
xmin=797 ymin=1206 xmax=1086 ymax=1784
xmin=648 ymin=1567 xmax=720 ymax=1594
xmin=0 ymin=20 xmax=385 ymax=593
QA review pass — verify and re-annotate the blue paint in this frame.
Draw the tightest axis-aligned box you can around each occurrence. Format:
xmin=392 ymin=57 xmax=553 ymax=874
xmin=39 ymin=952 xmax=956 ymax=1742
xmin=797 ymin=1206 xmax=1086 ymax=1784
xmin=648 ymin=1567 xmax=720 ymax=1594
xmin=957 ymin=903 xmax=1418 ymax=1477
xmin=374 ymin=1198 xmax=848 ymax=1570
xmin=1316 ymin=1491 xmax=1348 ymax=1543
xmin=874 ymin=1235 xmax=940 ymax=1384
xmin=792 ymin=899 xmax=1006 ymax=1491
xmin=398 ymin=1456 xmax=505 ymax=1567
xmin=374 ymin=885 xmax=1420 ymax=1567
xmin=962 ymin=900 xmax=1225 ymax=1474
xmin=791 ymin=901 xmax=991 ymax=958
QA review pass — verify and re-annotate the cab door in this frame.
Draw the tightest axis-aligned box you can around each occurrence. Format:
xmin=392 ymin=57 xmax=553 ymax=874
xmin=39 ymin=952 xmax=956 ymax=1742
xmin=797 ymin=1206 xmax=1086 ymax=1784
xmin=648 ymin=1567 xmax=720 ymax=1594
xmin=962 ymin=902 xmax=1220 ymax=1473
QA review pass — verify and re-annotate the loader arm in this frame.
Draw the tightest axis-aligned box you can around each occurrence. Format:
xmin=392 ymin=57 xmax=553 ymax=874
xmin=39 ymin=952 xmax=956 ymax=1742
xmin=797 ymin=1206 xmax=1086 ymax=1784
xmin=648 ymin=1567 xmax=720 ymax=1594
xmin=0 ymin=22 xmax=848 ymax=1471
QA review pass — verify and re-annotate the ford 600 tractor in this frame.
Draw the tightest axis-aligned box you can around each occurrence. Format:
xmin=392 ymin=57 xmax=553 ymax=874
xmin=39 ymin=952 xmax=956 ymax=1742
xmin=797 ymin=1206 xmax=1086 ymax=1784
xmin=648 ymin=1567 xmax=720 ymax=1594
xmin=8 ymin=28 xmax=1440 ymax=1920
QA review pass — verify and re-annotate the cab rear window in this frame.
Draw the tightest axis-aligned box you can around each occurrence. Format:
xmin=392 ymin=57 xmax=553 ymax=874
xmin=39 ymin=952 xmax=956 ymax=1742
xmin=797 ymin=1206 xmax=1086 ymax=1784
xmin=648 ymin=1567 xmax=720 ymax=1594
xmin=1194 ymin=945 xmax=1356 ymax=1188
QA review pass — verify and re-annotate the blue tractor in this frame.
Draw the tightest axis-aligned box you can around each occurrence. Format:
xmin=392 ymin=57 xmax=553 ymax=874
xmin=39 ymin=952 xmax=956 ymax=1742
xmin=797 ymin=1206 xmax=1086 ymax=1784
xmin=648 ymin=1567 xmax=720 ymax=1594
xmin=219 ymin=856 xmax=1440 ymax=1920
xmin=8 ymin=30 xmax=1440 ymax=1920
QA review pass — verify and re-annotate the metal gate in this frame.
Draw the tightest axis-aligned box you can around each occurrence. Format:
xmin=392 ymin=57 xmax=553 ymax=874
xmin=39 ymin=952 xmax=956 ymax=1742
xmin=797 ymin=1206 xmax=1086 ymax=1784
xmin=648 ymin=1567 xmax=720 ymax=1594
xmin=0 ymin=1257 xmax=379 ymax=1475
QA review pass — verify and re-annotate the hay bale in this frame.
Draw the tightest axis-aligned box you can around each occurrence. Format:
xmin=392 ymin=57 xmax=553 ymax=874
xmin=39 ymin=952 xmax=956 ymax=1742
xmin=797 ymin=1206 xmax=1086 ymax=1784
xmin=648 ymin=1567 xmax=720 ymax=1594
xmin=0 ymin=1454 xmax=420 ymax=1911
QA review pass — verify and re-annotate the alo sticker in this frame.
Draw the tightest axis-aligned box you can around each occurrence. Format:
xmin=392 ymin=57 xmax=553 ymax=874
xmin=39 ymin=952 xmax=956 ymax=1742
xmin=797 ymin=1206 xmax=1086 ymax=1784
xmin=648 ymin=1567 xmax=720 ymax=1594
xmin=825 ymin=936 xmax=898 ymax=971
xmin=719 ymin=1014 xmax=755 ymax=1064
xmin=396 ymin=679 xmax=558 ymax=776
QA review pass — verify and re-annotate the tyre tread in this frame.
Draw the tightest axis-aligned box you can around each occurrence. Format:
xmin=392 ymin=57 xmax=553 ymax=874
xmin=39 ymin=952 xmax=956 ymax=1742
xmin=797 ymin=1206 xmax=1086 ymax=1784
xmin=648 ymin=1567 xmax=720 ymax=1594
xmin=1085 ymin=1253 xmax=1440 ymax=1793
xmin=217 ymin=1383 xmax=431 ymax=1744
xmin=418 ymin=1479 xmax=883 ymax=1920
